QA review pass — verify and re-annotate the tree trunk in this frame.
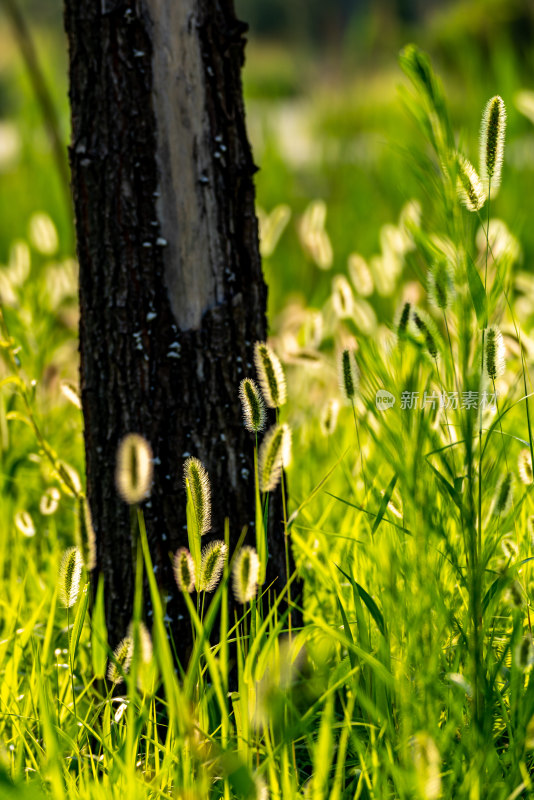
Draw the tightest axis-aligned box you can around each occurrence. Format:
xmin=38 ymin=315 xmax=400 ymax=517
xmin=64 ymin=0 xmax=292 ymax=654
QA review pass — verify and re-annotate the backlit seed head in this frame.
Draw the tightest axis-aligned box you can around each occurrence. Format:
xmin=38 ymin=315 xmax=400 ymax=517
xmin=40 ymin=487 xmax=61 ymax=516
xmin=302 ymin=310 xmax=324 ymax=348
xmin=398 ymin=199 xmax=422 ymax=250
xmin=484 ymin=325 xmax=505 ymax=382
xmin=257 ymin=203 xmax=291 ymax=258
xmin=115 ymin=434 xmax=153 ymax=504
xmin=298 ymin=199 xmax=333 ymax=269
xmin=515 ymin=633 xmax=534 ymax=670
xmin=492 ymin=472 xmax=514 ymax=516
xmin=233 ymin=546 xmax=260 ymax=604
xmin=107 ymin=636 xmax=134 ymax=685
xmin=254 ymin=341 xmax=287 ymax=408
xmin=77 ymin=496 xmax=96 ymax=571
xmin=199 ymin=540 xmax=227 ymax=592
xmin=60 ymin=381 xmax=81 ymax=410
xmin=480 ymin=96 xmax=506 ymax=194
xmin=173 ymin=547 xmax=196 ymax=593
xmin=58 ymin=460 xmax=82 ymax=497
xmin=184 ymin=457 xmax=211 ymax=536
xmin=58 ymin=546 xmax=83 ymax=608
xmin=127 ymin=621 xmax=153 ymax=664
xmin=239 ymin=378 xmax=266 ymax=433
xmin=258 ymin=423 xmax=291 ymax=492
xmin=412 ymin=733 xmax=441 ymax=800
xmin=338 ymin=349 xmax=359 ymax=402
xmin=15 ymin=510 xmax=35 ymax=538
xmin=387 ymin=497 xmax=403 ymax=520
xmin=411 ymin=309 xmax=440 ymax=359
xmin=280 ymin=424 xmax=292 ymax=467
xmin=331 ymin=275 xmax=354 ymax=318
xmin=348 ymin=253 xmax=374 ymax=297
xmin=428 ymin=259 xmax=455 ymax=311
xmin=476 ymin=218 xmax=520 ymax=263
xmin=320 ymin=398 xmax=340 ymax=436
xmin=9 ymin=240 xmax=30 ymax=285
xmin=29 ymin=212 xmax=58 ymax=255
xmin=253 ymin=774 xmax=269 ymax=800
xmin=519 ymin=448 xmax=533 ymax=485
xmin=456 ymin=152 xmax=486 ymax=212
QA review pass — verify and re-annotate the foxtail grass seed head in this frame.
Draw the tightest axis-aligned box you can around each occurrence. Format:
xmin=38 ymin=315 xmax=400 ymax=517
xmin=338 ymin=349 xmax=359 ymax=401
xmin=15 ymin=510 xmax=35 ymax=538
xmin=506 ymin=579 xmax=524 ymax=608
xmin=199 ymin=540 xmax=227 ymax=592
xmin=107 ymin=636 xmax=134 ymax=685
xmin=58 ymin=546 xmax=83 ymax=608
xmin=484 ymin=325 xmax=505 ymax=382
xmin=59 ymin=460 xmax=82 ymax=497
xmin=492 ymin=472 xmax=514 ymax=516
xmin=233 ymin=546 xmax=260 ymax=604
xmin=399 ymin=199 xmax=421 ymax=249
xmin=526 ymin=714 xmax=534 ymax=751
xmin=9 ymin=239 xmax=30 ymax=285
xmin=411 ymin=309 xmax=439 ymax=359
xmin=115 ymin=433 xmax=153 ymax=504
xmin=257 ymin=203 xmax=291 ymax=258
xmin=519 ymin=448 xmax=533 ymax=485
xmin=303 ymin=309 xmax=324 ymax=348
xmin=173 ymin=547 xmax=196 ymax=593
xmin=476 ymin=218 xmax=520 ymax=263
xmin=258 ymin=423 xmax=291 ymax=492
xmin=331 ymin=275 xmax=355 ymax=318
xmin=396 ymin=302 xmax=411 ymax=341
xmin=501 ymin=537 xmax=519 ymax=562
xmin=127 ymin=621 xmax=153 ymax=664
xmin=412 ymin=733 xmax=441 ymax=800
xmin=39 ymin=486 xmax=61 ymax=516
xmin=456 ymin=153 xmax=486 ymax=212
xmin=320 ymin=398 xmax=340 ymax=436
xmin=388 ymin=497 xmax=404 ymax=520
xmin=253 ymin=774 xmax=269 ymax=800
xmin=239 ymin=378 xmax=266 ymax=433
xmin=29 ymin=211 xmax=58 ymax=255
xmin=515 ymin=633 xmax=534 ymax=670
xmin=280 ymin=423 xmax=292 ymax=467
xmin=480 ymin=95 xmax=506 ymax=193
xmin=184 ymin=457 xmax=211 ymax=536
xmin=348 ymin=253 xmax=374 ymax=297
xmin=428 ymin=259 xmax=455 ymax=311
xmin=60 ymin=380 xmax=82 ymax=409
xmin=254 ymin=341 xmax=287 ymax=408
xmin=77 ymin=497 xmax=96 ymax=571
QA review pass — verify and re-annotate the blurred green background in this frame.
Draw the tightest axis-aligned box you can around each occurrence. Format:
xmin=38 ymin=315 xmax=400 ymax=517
xmin=1 ymin=0 xmax=534 ymax=321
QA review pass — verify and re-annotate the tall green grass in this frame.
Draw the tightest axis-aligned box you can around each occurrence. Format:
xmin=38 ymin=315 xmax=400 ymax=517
xmin=2 ymin=40 xmax=534 ymax=800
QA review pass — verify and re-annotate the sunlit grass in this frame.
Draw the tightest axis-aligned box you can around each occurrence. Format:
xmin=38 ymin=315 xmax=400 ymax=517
xmin=2 ymin=12 xmax=534 ymax=796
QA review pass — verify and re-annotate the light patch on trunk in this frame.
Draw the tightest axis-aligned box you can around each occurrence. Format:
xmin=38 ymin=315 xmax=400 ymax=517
xmin=144 ymin=0 xmax=224 ymax=330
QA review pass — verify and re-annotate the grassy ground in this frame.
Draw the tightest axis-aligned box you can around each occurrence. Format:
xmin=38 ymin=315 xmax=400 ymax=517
xmin=2 ymin=4 xmax=534 ymax=798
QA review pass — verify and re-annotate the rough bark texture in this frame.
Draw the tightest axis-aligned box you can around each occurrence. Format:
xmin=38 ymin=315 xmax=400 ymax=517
xmin=64 ymin=0 xmax=294 ymax=657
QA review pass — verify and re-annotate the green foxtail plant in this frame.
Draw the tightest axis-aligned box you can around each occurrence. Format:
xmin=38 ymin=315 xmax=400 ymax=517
xmin=254 ymin=341 xmax=287 ymax=409
xmin=115 ymin=433 xmax=153 ymax=505
xmin=232 ymin=546 xmax=260 ymax=604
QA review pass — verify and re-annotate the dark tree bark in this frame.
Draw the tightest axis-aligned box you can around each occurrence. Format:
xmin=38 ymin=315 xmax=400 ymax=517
xmin=64 ymin=0 xmax=295 ymax=655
